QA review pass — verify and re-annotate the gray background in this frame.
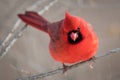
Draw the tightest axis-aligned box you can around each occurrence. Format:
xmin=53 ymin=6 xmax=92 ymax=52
xmin=0 ymin=0 xmax=120 ymax=80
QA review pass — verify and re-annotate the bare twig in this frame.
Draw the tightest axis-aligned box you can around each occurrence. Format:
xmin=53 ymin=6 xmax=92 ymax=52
xmin=0 ymin=24 xmax=27 ymax=60
xmin=1 ymin=20 xmax=21 ymax=47
xmin=0 ymin=0 xmax=58 ymax=60
xmin=16 ymin=48 xmax=120 ymax=80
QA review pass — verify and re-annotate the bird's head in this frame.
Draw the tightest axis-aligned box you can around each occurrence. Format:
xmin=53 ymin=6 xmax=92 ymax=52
xmin=62 ymin=12 xmax=84 ymax=44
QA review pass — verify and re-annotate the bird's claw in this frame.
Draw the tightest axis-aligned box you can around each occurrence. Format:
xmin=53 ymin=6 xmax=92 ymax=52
xmin=62 ymin=63 xmax=68 ymax=74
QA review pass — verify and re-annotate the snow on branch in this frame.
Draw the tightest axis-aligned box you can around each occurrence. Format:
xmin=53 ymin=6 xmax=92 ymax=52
xmin=16 ymin=48 xmax=120 ymax=80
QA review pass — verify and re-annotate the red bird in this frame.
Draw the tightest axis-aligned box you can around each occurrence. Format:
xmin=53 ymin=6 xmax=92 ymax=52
xmin=18 ymin=11 xmax=98 ymax=65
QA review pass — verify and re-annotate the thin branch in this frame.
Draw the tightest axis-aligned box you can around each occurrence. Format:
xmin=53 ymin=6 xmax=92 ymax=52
xmin=0 ymin=25 xmax=27 ymax=60
xmin=38 ymin=0 xmax=58 ymax=14
xmin=16 ymin=48 xmax=120 ymax=80
xmin=0 ymin=0 xmax=58 ymax=60
xmin=1 ymin=20 xmax=21 ymax=47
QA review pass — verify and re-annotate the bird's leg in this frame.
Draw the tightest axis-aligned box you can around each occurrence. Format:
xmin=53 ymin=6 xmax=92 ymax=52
xmin=89 ymin=56 xmax=96 ymax=69
xmin=62 ymin=63 xmax=68 ymax=73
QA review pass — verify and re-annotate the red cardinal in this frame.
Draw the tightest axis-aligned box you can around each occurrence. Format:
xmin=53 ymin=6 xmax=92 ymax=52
xmin=18 ymin=11 xmax=98 ymax=65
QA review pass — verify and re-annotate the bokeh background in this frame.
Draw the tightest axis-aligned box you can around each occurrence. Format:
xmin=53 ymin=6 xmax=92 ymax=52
xmin=0 ymin=0 xmax=120 ymax=80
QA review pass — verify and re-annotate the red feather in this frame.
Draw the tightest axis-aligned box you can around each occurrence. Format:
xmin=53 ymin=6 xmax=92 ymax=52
xmin=18 ymin=11 xmax=98 ymax=64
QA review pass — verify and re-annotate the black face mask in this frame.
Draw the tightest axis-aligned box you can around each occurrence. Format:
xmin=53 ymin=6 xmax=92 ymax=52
xmin=67 ymin=27 xmax=83 ymax=44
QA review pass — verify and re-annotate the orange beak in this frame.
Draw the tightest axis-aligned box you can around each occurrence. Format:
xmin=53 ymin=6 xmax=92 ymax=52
xmin=70 ymin=32 xmax=78 ymax=41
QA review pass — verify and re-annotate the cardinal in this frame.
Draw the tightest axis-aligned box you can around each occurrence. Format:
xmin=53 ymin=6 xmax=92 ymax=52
xmin=18 ymin=11 xmax=98 ymax=71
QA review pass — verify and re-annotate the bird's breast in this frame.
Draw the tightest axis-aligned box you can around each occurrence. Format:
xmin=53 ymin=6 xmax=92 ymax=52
xmin=49 ymin=30 xmax=98 ymax=63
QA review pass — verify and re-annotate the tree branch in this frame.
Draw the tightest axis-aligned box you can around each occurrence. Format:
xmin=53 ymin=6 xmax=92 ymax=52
xmin=0 ymin=24 xmax=27 ymax=60
xmin=0 ymin=0 xmax=58 ymax=60
xmin=16 ymin=48 xmax=120 ymax=80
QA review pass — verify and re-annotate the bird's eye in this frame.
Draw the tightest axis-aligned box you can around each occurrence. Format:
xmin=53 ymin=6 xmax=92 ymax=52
xmin=77 ymin=27 xmax=80 ymax=30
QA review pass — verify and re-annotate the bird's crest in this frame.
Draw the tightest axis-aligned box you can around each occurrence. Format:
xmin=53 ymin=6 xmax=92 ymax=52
xmin=63 ymin=12 xmax=80 ymax=32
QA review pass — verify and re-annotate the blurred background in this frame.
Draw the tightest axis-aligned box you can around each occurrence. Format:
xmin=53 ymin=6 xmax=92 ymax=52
xmin=0 ymin=0 xmax=120 ymax=80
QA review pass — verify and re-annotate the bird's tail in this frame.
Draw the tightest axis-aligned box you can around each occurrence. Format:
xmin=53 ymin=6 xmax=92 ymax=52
xmin=18 ymin=11 xmax=49 ymax=33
